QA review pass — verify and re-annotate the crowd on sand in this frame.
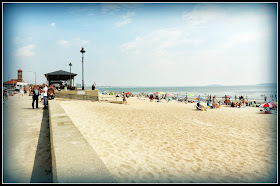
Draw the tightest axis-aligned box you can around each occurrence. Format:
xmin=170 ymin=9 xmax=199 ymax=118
xmin=100 ymin=91 xmax=277 ymax=113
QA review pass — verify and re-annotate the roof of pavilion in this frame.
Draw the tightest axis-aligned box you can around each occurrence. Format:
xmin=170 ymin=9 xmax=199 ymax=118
xmin=45 ymin=70 xmax=77 ymax=77
xmin=45 ymin=70 xmax=77 ymax=80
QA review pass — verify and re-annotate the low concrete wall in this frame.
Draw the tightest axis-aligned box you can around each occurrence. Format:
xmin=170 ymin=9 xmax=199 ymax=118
xmin=48 ymin=99 xmax=116 ymax=183
xmin=109 ymin=101 xmax=123 ymax=104
xmin=55 ymin=90 xmax=99 ymax=101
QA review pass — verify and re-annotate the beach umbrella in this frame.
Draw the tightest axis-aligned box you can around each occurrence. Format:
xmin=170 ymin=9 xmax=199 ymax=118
xmin=187 ymin=94 xmax=194 ymax=96
xmin=167 ymin=93 xmax=174 ymax=96
xmin=260 ymin=103 xmax=273 ymax=108
xmin=269 ymin=101 xmax=277 ymax=107
xmin=148 ymin=92 xmax=153 ymax=95
xmin=109 ymin=92 xmax=114 ymax=95
xmin=126 ymin=92 xmax=130 ymax=94
xmin=102 ymin=91 xmax=106 ymax=94
xmin=159 ymin=92 xmax=165 ymax=95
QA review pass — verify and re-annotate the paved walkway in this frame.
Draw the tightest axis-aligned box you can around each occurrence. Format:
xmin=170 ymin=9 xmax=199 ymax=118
xmin=3 ymin=94 xmax=52 ymax=183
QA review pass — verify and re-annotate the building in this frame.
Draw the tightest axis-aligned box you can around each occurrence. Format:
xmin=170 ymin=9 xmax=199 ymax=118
xmin=17 ymin=69 xmax=23 ymax=82
xmin=3 ymin=69 xmax=25 ymax=89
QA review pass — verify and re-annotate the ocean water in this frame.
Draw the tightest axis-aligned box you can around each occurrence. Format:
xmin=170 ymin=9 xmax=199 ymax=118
xmin=93 ymin=85 xmax=277 ymax=101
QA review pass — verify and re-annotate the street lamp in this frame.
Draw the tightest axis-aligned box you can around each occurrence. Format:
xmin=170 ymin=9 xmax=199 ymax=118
xmin=80 ymin=47 xmax=86 ymax=90
xmin=69 ymin=62 xmax=72 ymax=88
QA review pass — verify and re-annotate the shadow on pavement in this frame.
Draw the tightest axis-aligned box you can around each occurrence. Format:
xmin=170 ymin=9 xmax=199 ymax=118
xmin=30 ymin=109 xmax=53 ymax=183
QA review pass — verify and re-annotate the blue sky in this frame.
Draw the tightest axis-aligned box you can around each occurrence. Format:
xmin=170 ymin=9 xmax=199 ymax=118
xmin=3 ymin=3 xmax=277 ymax=86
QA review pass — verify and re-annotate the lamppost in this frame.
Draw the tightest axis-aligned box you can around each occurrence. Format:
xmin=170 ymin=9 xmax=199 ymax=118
xmin=69 ymin=62 xmax=72 ymax=88
xmin=80 ymin=47 xmax=86 ymax=90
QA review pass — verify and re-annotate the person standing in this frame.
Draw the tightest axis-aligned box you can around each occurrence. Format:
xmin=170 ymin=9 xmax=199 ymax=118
xmin=92 ymin=82 xmax=96 ymax=90
xmin=184 ymin=94 xmax=188 ymax=104
xmin=32 ymin=85 xmax=39 ymax=109
xmin=24 ymin=86 xmax=27 ymax=95
xmin=39 ymin=87 xmax=44 ymax=102
xmin=42 ymin=83 xmax=48 ymax=109
xmin=264 ymin=96 xmax=267 ymax=102
xmin=19 ymin=87 xmax=24 ymax=97
xmin=235 ymin=95 xmax=237 ymax=101
xmin=122 ymin=92 xmax=127 ymax=104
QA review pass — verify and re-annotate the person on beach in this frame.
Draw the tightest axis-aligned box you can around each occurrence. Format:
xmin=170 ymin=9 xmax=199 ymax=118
xmin=149 ymin=94 xmax=153 ymax=102
xmin=42 ymin=83 xmax=48 ymax=109
xmin=122 ymin=92 xmax=127 ymax=104
xmin=242 ymin=97 xmax=245 ymax=106
xmin=184 ymin=94 xmax=188 ymax=104
xmin=211 ymin=96 xmax=219 ymax=108
xmin=32 ymin=85 xmax=39 ymax=109
xmin=24 ymin=86 xmax=27 ymax=95
xmin=235 ymin=95 xmax=237 ymax=101
xmin=39 ymin=87 xmax=44 ymax=102
xmin=264 ymin=96 xmax=267 ymax=102
xmin=19 ymin=87 xmax=24 ymax=97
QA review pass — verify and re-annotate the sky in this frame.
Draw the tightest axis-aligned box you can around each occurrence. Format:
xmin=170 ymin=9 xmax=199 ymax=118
xmin=3 ymin=3 xmax=278 ymax=87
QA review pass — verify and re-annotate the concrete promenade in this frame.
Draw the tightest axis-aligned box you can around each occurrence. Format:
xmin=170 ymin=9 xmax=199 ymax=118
xmin=3 ymin=94 xmax=52 ymax=183
xmin=49 ymin=99 xmax=115 ymax=183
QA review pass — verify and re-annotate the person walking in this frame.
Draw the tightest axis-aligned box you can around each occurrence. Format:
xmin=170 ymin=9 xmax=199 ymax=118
xmin=24 ymin=86 xmax=27 ymax=95
xmin=122 ymin=92 xmax=127 ymax=104
xmin=19 ymin=87 xmax=24 ymax=97
xmin=32 ymin=85 xmax=39 ymax=109
xmin=42 ymin=83 xmax=48 ymax=109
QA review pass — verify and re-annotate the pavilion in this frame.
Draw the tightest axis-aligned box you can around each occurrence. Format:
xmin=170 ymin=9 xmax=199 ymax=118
xmin=44 ymin=70 xmax=77 ymax=87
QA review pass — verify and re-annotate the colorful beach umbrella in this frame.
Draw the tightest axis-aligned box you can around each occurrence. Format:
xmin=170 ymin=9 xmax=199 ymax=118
xmin=126 ymin=92 xmax=130 ymax=94
xmin=260 ymin=103 xmax=273 ymax=108
xmin=159 ymin=92 xmax=165 ymax=95
xmin=269 ymin=101 xmax=277 ymax=107
xmin=167 ymin=93 xmax=174 ymax=96
xmin=187 ymin=94 xmax=194 ymax=96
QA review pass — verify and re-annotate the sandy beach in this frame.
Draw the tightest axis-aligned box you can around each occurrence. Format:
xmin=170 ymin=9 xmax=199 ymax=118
xmin=58 ymin=97 xmax=277 ymax=183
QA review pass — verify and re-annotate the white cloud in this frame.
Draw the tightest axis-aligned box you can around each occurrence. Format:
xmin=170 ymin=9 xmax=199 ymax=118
xmin=81 ymin=40 xmax=89 ymax=46
xmin=15 ymin=44 xmax=35 ymax=57
xmin=14 ymin=36 xmax=33 ymax=44
xmin=115 ymin=11 xmax=135 ymax=27
xmin=50 ymin=22 xmax=56 ymax=27
xmin=57 ymin=40 xmax=69 ymax=46
xmin=222 ymin=32 xmax=264 ymax=49
xmin=101 ymin=3 xmax=142 ymax=14
xmin=182 ymin=4 xmax=226 ymax=26
xmin=120 ymin=27 xmax=201 ymax=53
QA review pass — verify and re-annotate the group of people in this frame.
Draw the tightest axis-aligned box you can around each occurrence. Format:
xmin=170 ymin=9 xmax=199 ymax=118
xmin=28 ymin=83 xmax=55 ymax=109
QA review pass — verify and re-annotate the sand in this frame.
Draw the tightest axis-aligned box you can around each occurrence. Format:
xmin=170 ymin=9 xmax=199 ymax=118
xmin=58 ymin=97 xmax=277 ymax=183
